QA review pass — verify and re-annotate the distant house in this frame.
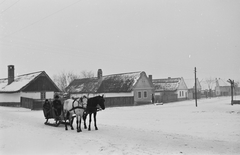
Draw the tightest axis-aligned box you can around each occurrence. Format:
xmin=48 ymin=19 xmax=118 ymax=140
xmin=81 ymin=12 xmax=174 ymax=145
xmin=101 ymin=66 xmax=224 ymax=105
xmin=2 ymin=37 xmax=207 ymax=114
xmin=66 ymin=69 xmax=154 ymax=106
xmin=215 ymin=78 xmax=231 ymax=96
xmin=152 ymin=77 xmax=188 ymax=103
xmin=184 ymin=78 xmax=201 ymax=99
xmin=199 ymin=79 xmax=217 ymax=98
xmin=0 ymin=65 xmax=60 ymax=107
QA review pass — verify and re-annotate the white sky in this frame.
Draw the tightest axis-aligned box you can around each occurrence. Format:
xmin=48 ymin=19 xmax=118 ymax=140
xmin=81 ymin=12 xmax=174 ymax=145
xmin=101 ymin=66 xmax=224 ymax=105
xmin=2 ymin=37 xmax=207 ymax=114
xmin=0 ymin=0 xmax=240 ymax=81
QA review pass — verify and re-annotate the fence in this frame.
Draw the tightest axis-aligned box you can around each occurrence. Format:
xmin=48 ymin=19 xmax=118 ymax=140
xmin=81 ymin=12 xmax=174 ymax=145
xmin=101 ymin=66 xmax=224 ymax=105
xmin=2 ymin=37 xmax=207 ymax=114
xmin=104 ymin=96 xmax=134 ymax=107
xmin=21 ymin=97 xmax=44 ymax=110
xmin=162 ymin=94 xmax=178 ymax=103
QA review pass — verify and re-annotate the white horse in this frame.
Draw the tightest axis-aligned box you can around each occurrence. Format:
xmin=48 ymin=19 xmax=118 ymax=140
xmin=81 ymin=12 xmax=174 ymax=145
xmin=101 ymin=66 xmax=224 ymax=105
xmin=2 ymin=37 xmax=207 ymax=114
xmin=63 ymin=97 xmax=87 ymax=132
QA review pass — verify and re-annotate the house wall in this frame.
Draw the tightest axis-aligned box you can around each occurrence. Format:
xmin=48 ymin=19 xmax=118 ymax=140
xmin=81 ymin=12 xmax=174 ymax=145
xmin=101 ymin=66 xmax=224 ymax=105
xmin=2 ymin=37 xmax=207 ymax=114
xmin=0 ymin=93 xmax=21 ymax=102
xmin=21 ymin=92 xmax=41 ymax=99
xmin=22 ymin=91 xmax=54 ymax=99
xmin=177 ymin=78 xmax=188 ymax=99
xmin=219 ymin=86 xmax=231 ymax=96
xmin=70 ymin=92 xmax=133 ymax=98
xmin=0 ymin=91 xmax=54 ymax=107
xmin=176 ymin=90 xmax=188 ymax=99
xmin=133 ymin=73 xmax=154 ymax=104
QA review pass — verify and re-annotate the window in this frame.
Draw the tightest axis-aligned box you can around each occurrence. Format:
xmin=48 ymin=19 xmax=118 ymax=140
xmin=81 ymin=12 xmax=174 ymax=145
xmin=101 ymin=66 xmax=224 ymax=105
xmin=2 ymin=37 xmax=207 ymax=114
xmin=41 ymin=92 xmax=46 ymax=100
xmin=179 ymin=91 xmax=181 ymax=97
xmin=144 ymin=91 xmax=147 ymax=98
xmin=138 ymin=92 xmax=142 ymax=98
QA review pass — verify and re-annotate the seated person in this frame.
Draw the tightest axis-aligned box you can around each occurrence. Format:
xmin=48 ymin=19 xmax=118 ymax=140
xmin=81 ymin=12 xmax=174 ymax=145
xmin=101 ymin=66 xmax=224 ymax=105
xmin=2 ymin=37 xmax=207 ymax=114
xmin=52 ymin=95 xmax=62 ymax=117
xmin=43 ymin=99 xmax=51 ymax=118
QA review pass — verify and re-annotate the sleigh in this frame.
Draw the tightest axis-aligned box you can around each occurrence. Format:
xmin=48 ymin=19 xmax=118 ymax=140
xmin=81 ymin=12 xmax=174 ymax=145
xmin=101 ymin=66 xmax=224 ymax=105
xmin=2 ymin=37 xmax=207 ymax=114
xmin=43 ymin=100 xmax=75 ymax=127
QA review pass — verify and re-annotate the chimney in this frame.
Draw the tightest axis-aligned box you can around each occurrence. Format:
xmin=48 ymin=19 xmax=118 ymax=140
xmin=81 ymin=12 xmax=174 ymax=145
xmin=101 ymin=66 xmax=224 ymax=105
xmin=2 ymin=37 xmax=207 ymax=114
xmin=97 ymin=69 xmax=102 ymax=79
xmin=148 ymin=75 xmax=152 ymax=82
xmin=8 ymin=65 xmax=14 ymax=85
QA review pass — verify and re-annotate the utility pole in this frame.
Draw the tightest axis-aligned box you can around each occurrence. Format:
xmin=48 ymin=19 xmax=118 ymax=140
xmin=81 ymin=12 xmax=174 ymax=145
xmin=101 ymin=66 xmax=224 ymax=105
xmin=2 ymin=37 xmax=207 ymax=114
xmin=227 ymin=79 xmax=234 ymax=105
xmin=194 ymin=67 xmax=197 ymax=107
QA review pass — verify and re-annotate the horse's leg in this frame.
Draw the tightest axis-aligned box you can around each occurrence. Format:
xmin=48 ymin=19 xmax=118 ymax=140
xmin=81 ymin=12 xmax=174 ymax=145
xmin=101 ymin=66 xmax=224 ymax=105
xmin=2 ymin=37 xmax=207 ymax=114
xmin=88 ymin=113 xmax=92 ymax=131
xmin=70 ymin=116 xmax=74 ymax=127
xmin=78 ymin=115 xmax=82 ymax=132
xmin=70 ymin=114 xmax=74 ymax=130
xmin=76 ymin=116 xmax=79 ymax=132
xmin=83 ymin=113 xmax=87 ymax=129
xmin=94 ymin=112 xmax=98 ymax=130
xmin=64 ymin=111 xmax=68 ymax=130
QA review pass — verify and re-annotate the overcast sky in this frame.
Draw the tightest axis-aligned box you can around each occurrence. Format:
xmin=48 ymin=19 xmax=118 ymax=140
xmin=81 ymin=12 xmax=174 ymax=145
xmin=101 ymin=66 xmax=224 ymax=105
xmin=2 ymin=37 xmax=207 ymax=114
xmin=0 ymin=0 xmax=239 ymax=82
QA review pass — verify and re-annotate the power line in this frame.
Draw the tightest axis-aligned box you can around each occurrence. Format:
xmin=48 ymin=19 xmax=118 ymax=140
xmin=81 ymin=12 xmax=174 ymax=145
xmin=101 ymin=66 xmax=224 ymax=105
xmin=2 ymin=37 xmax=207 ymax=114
xmin=0 ymin=0 xmax=7 ymax=5
xmin=0 ymin=0 xmax=81 ymax=39
xmin=0 ymin=0 xmax=19 ymax=14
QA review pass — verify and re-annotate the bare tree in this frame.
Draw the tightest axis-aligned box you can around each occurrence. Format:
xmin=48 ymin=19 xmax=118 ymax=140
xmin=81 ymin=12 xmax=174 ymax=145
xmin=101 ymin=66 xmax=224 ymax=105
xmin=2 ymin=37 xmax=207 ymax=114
xmin=205 ymin=77 xmax=215 ymax=98
xmin=81 ymin=70 xmax=94 ymax=78
xmin=53 ymin=71 xmax=80 ymax=92
xmin=53 ymin=70 xmax=94 ymax=93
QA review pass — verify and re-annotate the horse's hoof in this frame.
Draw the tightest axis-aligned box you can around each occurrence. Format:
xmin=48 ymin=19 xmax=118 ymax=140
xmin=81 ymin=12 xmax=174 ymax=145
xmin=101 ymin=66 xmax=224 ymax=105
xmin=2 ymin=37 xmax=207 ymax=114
xmin=88 ymin=129 xmax=91 ymax=131
xmin=65 ymin=128 xmax=68 ymax=131
xmin=77 ymin=130 xmax=82 ymax=132
xmin=71 ymin=128 xmax=74 ymax=130
xmin=95 ymin=128 xmax=98 ymax=130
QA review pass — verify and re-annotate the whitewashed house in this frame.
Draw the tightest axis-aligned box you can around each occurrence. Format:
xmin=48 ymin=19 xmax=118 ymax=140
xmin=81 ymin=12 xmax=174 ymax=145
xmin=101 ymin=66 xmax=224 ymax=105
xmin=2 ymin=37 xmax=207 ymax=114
xmin=0 ymin=65 xmax=60 ymax=107
xmin=66 ymin=69 xmax=154 ymax=107
xmin=152 ymin=77 xmax=188 ymax=103
xmin=184 ymin=78 xmax=201 ymax=99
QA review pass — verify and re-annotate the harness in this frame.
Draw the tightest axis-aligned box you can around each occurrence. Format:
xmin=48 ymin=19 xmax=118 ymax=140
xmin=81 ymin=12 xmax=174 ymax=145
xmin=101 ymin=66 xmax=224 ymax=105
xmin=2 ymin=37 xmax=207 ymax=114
xmin=69 ymin=98 xmax=86 ymax=114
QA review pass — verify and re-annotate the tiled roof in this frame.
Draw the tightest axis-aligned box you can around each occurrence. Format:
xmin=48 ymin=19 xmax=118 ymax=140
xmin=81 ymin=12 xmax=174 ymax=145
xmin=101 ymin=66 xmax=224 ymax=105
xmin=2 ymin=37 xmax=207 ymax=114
xmin=0 ymin=71 xmax=43 ymax=92
xmin=152 ymin=78 xmax=181 ymax=91
xmin=67 ymin=71 xmax=142 ymax=93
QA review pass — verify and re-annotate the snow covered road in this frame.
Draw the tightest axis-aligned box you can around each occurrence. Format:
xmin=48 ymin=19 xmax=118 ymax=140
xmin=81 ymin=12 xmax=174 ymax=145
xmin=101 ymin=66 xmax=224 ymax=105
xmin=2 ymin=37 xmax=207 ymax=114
xmin=1 ymin=96 xmax=240 ymax=155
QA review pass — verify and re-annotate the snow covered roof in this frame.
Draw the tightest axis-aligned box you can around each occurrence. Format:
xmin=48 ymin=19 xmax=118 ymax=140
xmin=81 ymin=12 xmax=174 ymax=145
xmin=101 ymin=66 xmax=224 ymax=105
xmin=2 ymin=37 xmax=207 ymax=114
xmin=67 ymin=71 xmax=142 ymax=93
xmin=199 ymin=79 xmax=217 ymax=90
xmin=184 ymin=78 xmax=201 ymax=90
xmin=0 ymin=71 xmax=43 ymax=92
xmin=217 ymin=78 xmax=230 ymax=87
xmin=152 ymin=78 xmax=181 ymax=92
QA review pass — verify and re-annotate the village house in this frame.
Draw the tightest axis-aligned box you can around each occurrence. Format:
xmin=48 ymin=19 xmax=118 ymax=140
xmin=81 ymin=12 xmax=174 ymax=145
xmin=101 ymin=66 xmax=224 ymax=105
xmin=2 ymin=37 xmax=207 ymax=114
xmin=152 ymin=77 xmax=188 ymax=103
xmin=184 ymin=78 xmax=201 ymax=99
xmin=215 ymin=78 xmax=232 ymax=96
xmin=66 ymin=69 xmax=154 ymax=107
xmin=0 ymin=65 xmax=60 ymax=107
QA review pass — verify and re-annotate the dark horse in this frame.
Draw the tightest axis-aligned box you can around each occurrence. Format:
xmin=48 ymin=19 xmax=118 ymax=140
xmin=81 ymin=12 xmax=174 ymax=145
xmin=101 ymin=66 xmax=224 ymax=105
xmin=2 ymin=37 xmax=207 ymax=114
xmin=83 ymin=95 xmax=105 ymax=131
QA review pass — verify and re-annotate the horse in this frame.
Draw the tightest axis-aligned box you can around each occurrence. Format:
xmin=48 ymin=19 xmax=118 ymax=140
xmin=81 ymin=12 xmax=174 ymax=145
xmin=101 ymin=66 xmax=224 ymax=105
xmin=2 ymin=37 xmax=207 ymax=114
xmin=83 ymin=95 xmax=105 ymax=131
xmin=63 ymin=97 xmax=87 ymax=132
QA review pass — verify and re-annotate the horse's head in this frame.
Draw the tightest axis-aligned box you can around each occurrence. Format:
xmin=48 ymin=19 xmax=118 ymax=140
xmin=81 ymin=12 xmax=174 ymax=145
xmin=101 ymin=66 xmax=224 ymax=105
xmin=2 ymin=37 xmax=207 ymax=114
xmin=82 ymin=96 xmax=88 ymax=108
xmin=97 ymin=95 xmax=105 ymax=110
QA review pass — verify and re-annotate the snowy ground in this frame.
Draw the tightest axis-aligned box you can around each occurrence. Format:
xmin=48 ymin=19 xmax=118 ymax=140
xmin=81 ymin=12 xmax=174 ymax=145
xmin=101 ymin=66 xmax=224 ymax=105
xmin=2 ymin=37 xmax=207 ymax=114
xmin=0 ymin=96 xmax=240 ymax=155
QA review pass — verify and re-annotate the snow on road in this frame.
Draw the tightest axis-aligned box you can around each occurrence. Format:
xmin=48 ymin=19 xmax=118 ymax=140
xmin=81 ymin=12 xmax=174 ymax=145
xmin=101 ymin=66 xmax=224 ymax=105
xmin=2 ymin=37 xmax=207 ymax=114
xmin=0 ymin=96 xmax=240 ymax=155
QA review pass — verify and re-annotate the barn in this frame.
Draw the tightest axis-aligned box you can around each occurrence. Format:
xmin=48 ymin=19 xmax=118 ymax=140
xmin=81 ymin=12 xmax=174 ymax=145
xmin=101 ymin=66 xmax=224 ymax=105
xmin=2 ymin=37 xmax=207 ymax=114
xmin=0 ymin=65 xmax=60 ymax=108
xmin=66 ymin=69 xmax=154 ymax=107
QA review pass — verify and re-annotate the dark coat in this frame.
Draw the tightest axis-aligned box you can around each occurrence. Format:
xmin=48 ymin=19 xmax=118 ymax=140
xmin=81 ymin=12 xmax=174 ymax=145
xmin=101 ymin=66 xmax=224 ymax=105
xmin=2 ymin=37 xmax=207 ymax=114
xmin=52 ymin=99 xmax=62 ymax=116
